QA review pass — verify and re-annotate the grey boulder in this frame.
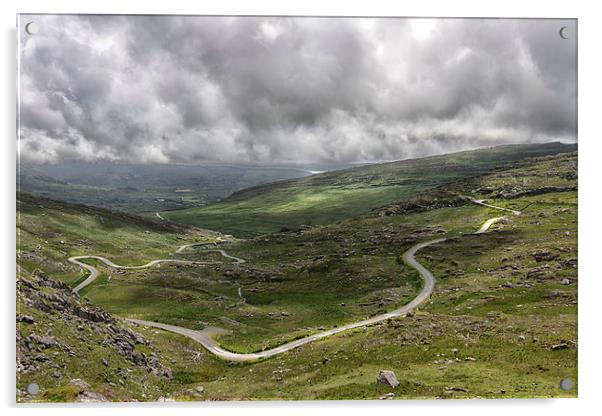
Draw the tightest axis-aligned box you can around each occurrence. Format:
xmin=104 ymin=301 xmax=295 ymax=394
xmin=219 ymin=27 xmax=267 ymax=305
xmin=376 ymin=370 xmax=400 ymax=388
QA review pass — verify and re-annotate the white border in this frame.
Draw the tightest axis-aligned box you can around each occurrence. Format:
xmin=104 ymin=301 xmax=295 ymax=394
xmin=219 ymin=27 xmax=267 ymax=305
xmin=2 ymin=1 xmax=600 ymax=415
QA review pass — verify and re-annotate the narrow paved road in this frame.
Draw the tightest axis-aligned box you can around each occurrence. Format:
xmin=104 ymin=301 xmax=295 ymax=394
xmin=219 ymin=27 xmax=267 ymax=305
xmin=474 ymin=216 xmax=505 ymax=234
xmin=175 ymin=244 xmax=246 ymax=264
xmin=69 ymin=244 xmax=244 ymax=293
xmin=70 ymin=197 xmax=517 ymax=361
xmin=460 ymin=195 xmax=521 ymax=235
xmin=127 ymin=237 xmax=445 ymax=362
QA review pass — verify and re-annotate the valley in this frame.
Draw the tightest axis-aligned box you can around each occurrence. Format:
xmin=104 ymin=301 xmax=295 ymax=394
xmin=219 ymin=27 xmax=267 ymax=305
xmin=16 ymin=144 xmax=578 ymax=401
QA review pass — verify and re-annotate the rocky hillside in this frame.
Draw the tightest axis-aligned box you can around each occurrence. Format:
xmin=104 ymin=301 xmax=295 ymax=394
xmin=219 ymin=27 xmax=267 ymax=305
xmin=17 ymin=267 xmax=173 ymax=402
xmin=372 ymin=151 xmax=577 ymax=217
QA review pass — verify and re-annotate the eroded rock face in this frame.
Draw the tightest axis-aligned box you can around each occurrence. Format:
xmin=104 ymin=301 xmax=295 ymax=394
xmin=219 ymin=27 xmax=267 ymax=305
xmin=376 ymin=370 xmax=400 ymax=388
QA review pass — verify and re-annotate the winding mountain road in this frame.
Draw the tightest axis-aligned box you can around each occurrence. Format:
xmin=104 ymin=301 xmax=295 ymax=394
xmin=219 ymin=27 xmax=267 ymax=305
xmin=69 ymin=246 xmax=245 ymax=293
xmin=126 ymin=237 xmax=445 ymax=362
xmin=463 ymin=195 xmax=521 ymax=235
xmin=175 ymin=244 xmax=246 ymax=264
xmin=69 ymin=197 xmax=518 ymax=361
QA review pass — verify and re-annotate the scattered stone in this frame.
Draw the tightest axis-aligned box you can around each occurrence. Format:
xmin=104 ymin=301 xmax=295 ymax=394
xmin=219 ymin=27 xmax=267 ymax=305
xmin=560 ymin=278 xmax=571 ymax=285
xmin=195 ymin=385 xmax=205 ymax=394
xmin=532 ymin=250 xmax=558 ymax=262
xmin=69 ymin=378 xmax=91 ymax=390
xmin=29 ymin=334 xmax=56 ymax=348
xmin=551 ymin=343 xmax=569 ymax=351
xmin=76 ymin=391 xmax=108 ymax=402
xmin=526 ymin=267 xmax=547 ymax=279
xmin=379 ymin=392 xmax=395 ymax=400
xmin=548 ymin=290 xmax=566 ymax=298
xmin=376 ymin=370 xmax=400 ymax=388
xmin=17 ymin=315 xmax=35 ymax=324
xmin=561 ymin=258 xmax=578 ymax=269
xmin=445 ymin=386 xmax=468 ymax=394
xmin=157 ymin=396 xmax=175 ymax=402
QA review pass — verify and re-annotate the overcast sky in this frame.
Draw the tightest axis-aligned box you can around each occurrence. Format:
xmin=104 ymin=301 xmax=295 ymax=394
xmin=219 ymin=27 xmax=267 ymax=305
xmin=18 ymin=15 xmax=576 ymax=165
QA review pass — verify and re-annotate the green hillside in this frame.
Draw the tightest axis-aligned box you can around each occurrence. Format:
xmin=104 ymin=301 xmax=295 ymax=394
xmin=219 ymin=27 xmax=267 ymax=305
xmin=161 ymin=142 xmax=576 ymax=237
xmin=16 ymin=192 xmax=223 ymax=288
xmin=17 ymin=150 xmax=577 ymax=400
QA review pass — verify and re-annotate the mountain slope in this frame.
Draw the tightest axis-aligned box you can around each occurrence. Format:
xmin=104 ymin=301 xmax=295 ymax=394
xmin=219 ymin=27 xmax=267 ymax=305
xmin=161 ymin=142 xmax=576 ymax=236
xmin=16 ymin=151 xmax=577 ymax=400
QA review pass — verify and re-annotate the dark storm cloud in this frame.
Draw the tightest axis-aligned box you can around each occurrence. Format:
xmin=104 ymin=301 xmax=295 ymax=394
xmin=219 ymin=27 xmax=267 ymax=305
xmin=18 ymin=15 xmax=577 ymax=164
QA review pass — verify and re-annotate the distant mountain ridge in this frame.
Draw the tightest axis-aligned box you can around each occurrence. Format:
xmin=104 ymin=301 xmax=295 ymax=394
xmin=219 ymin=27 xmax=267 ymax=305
xmin=161 ymin=142 xmax=577 ymax=236
xmin=228 ymin=142 xmax=576 ymax=201
xmin=17 ymin=162 xmax=323 ymax=213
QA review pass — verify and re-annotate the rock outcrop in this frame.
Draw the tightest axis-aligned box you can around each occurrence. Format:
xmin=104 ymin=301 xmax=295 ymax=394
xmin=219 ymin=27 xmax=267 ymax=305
xmin=17 ymin=269 xmax=172 ymax=386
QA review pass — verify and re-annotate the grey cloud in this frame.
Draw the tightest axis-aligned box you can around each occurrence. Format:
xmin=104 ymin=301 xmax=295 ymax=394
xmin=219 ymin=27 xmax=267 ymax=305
xmin=18 ymin=15 xmax=577 ymax=164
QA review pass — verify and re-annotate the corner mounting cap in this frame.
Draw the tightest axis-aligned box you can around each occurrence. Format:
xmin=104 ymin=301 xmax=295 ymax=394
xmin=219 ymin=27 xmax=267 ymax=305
xmin=25 ymin=22 xmax=39 ymax=35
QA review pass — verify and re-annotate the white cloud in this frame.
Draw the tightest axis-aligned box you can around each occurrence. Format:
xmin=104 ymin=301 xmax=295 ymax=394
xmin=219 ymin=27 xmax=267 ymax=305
xmin=18 ymin=16 xmax=577 ymax=165
xmin=410 ymin=18 xmax=438 ymax=41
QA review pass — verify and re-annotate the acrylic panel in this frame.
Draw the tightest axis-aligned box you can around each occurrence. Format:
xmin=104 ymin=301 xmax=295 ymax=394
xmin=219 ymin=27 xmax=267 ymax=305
xmin=16 ymin=14 xmax=577 ymax=402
